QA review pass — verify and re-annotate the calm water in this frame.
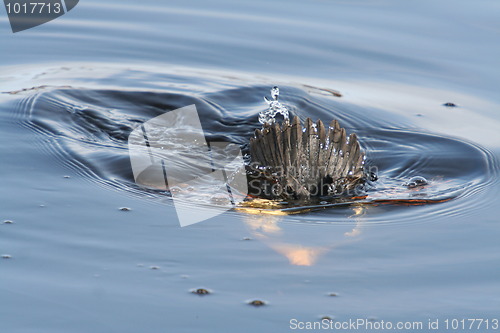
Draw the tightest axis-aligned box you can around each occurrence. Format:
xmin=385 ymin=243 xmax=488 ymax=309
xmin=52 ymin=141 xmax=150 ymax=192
xmin=1 ymin=1 xmax=500 ymax=332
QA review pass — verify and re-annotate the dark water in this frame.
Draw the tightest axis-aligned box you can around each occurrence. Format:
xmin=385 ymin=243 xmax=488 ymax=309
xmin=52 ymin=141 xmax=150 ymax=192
xmin=1 ymin=1 xmax=500 ymax=332
xmin=8 ymin=70 xmax=498 ymax=222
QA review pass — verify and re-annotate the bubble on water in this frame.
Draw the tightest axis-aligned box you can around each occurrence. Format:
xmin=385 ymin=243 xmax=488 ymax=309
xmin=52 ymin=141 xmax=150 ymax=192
xmin=210 ymin=193 xmax=230 ymax=205
xmin=170 ymin=186 xmax=182 ymax=194
xmin=119 ymin=207 xmax=131 ymax=211
xmin=259 ymin=86 xmax=290 ymax=125
xmin=404 ymin=176 xmax=428 ymax=188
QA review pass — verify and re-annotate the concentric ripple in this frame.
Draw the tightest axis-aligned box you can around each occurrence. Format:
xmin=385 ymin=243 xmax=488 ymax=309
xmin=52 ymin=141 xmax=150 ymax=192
xmin=5 ymin=66 xmax=498 ymax=225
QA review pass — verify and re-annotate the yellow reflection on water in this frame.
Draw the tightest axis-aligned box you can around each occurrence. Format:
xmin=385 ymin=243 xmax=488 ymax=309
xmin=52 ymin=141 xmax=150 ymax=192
xmin=241 ymin=201 xmax=367 ymax=266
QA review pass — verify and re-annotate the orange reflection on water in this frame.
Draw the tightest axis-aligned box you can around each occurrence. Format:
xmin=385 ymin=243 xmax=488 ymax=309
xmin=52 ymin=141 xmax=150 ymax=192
xmin=270 ymin=243 xmax=328 ymax=266
xmin=241 ymin=202 xmax=367 ymax=266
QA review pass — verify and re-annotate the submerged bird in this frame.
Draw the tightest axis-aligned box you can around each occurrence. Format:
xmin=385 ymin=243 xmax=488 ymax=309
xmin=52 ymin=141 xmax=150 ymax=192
xmin=247 ymin=87 xmax=368 ymax=201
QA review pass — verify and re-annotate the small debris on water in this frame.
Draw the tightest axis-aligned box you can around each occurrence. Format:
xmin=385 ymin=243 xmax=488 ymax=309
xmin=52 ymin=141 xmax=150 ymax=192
xmin=248 ymin=299 xmax=266 ymax=307
xmin=119 ymin=207 xmax=131 ymax=211
xmin=192 ymin=288 xmax=210 ymax=295
xmin=2 ymin=254 xmax=12 ymax=259
xmin=405 ymin=176 xmax=428 ymax=188
xmin=150 ymin=265 xmax=160 ymax=270
xmin=443 ymin=102 xmax=457 ymax=107
xmin=328 ymin=292 xmax=338 ymax=297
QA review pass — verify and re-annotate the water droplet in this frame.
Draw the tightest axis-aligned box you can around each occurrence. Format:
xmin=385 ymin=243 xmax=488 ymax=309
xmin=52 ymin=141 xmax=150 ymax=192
xmin=259 ymin=86 xmax=290 ymax=125
xmin=271 ymin=86 xmax=279 ymax=100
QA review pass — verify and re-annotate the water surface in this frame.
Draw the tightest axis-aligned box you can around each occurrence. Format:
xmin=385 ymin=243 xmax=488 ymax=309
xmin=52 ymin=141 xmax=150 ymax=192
xmin=1 ymin=1 xmax=500 ymax=332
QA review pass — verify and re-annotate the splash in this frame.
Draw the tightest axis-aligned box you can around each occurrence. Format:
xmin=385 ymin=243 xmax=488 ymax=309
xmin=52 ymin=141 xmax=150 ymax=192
xmin=259 ymin=86 xmax=290 ymax=125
